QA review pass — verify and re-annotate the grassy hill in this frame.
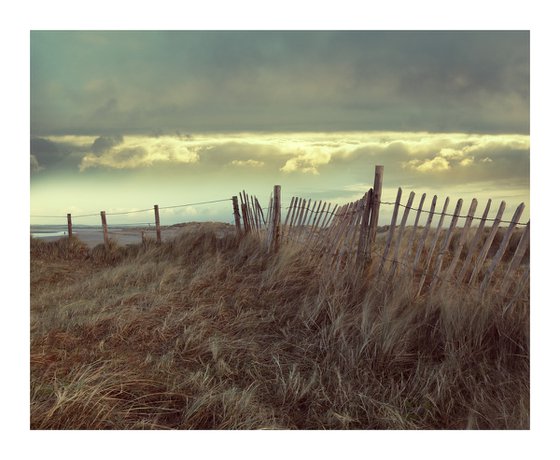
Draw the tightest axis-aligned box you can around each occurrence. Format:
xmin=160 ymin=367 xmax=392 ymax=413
xmin=30 ymin=223 xmax=529 ymax=429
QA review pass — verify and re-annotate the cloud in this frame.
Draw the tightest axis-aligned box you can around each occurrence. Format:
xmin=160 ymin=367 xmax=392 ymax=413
xmin=79 ymin=136 xmax=200 ymax=170
xmin=280 ymin=150 xmax=332 ymax=175
xmin=231 ymin=159 xmax=265 ymax=168
xmin=407 ymin=156 xmax=451 ymax=172
xmin=31 ymin=31 xmax=528 ymax=136
xmin=91 ymin=135 xmax=124 ymax=154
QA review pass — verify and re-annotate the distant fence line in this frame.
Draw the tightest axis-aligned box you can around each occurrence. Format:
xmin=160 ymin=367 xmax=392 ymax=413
xmin=31 ymin=198 xmax=233 ymax=246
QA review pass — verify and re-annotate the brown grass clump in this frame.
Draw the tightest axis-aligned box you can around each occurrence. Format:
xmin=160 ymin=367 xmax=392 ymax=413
xmin=30 ymin=225 xmax=529 ymax=429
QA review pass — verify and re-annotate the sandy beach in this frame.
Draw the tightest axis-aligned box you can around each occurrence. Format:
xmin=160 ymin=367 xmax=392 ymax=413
xmin=32 ymin=222 xmax=235 ymax=248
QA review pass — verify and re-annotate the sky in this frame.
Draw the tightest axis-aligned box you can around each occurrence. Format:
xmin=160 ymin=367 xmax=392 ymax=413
xmin=30 ymin=30 xmax=530 ymax=226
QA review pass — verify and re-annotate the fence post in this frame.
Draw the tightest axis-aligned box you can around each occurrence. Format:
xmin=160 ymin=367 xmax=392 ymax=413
xmin=480 ymin=202 xmax=525 ymax=294
xmin=268 ymin=185 xmax=281 ymax=253
xmin=232 ymin=196 xmax=242 ymax=237
xmin=368 ymin=165 xmax=384 ymax=249
xmin=67 ymin=213 xmax=73 ymax=238
xmin=154 ymin=204 xmax=161 ymax=244
xmin=100 ymin=211 xmax=109 ymax=249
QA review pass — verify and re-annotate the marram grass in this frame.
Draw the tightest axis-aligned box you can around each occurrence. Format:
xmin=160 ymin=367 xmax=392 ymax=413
xmin=30 ymin=224 xmax=529 ymax=429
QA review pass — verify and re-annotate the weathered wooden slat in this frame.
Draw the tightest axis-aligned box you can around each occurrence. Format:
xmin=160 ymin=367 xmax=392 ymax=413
xmin=331 ymin=202 xmax=358 ymax=265
xmin=241 ymin=202 xmax=250 ymax=234
xmin=501 ymin=221 xmax=530 ymax=296
xmin=502 ymin=222 xmax=531 ymax=295
xmin=428 ymin=198 xmax=464 ymax=293
xmin=100 ymin=211 xmax=109 ymax=248
xmin=457 ymin=198 xmax=492 ymax=283
xmin=252 ymin=195 xmax=260 ymax=230
xmin=154 ymin=204 xmax=162 ymax=243
xmin=283 ymin=197 xmax=295 ymax=227
xmin=265 ymin=194 xmax=272 ymax=226
xmin=67 ymin=213 xmax=73 ymax=238
xmin=356 ymin=189 xmax=374 ymax=265
xmin=378 ymin=187 xmax=403 ymax=275
xmin=480 ymin=202 xmax=525 ymax=294
xmin=239 ymin=192 xmax=251 ymax=234
xmin=444 ymin=198 xmax=478 ymax=281
xmin=232 ymin=196 xmax=242 ymax=237
xmin=387 ymin=191 xmax=415 ymax=279
xmin=403 ymin=192 xmax=426 ymax=262
xmin=282 ymin=196 xmax=295 ymax=242
xmin=468 ymin=201 xmax=507 ymax=285
xmin=297 ymin=199 xmax=317 ymax=243
xmin=327 ymin=204 xmax=351 ymax=256
xmin=412 ymin=195 xmax=438 ymax=274
xmin=306 ymin=200 xmax=325 ymax=246
xmin=267 ymin=185 xmax=282 ymax=253
xmin=368 ymin=165 xmax=384 ymax=248
xmin=416 ymin=196 xmax=450 ymax=296
xmin=285 ymin=197 xmax=299 ymax=242
xmin=294 ymin=198 xmax=307 ymax=242
xmin=255 ymin=197 xmax=266 ymax=230
xmin=333 ymin=201 xmax=361 ymax=270
xmin=309 ymin=202 xmax=335 ymax=254
xmin=345 ymin=198 xmax=366 ymax=258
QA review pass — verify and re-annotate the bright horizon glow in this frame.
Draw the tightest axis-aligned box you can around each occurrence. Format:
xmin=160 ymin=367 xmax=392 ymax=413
xmin=30 ymin=130 xmax=530 ymax=227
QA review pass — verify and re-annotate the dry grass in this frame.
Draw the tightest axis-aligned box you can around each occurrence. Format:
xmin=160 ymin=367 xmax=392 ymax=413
xmin=30 ymin=224 xmax=529 ymax=429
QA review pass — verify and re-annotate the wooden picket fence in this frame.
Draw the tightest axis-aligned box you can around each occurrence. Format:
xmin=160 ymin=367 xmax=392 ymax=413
xmin=234 ymin=165 xmax=530 ymax=302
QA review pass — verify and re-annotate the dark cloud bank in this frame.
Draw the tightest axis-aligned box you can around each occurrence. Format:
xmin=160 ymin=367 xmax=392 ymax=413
xmin=31 ymin=31 xmax=529 ymax=136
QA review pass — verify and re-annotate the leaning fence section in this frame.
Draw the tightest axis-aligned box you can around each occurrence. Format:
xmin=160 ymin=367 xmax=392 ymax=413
xmin=237 ymin=164 xmax=529 ymax=304
xmin=370 ymin=191 xmax=529 ymax=301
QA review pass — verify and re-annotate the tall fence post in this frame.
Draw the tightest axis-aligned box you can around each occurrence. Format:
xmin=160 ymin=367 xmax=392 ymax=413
xmin=154 ymin=204 xmax=161 ymax=244
xmin=232 ymin=196 xmax=242 ymax=237
xmin=268 ymin=185 xmax=281 ymax=253
xmin=369 ymin=165 xmax=384 ymax=249
xmin=67 ymin=213 xmax=73 ymax=238
xmin=100 ymin=211 xmax=109 ymax=249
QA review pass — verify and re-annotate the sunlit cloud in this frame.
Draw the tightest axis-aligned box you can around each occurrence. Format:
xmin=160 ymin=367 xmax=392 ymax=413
xmin=231 ymin=159 xmax=265 ymax=168
xmin=36 ymin=131 xmax=529 ymax=182
xmin=79 ymin=136 xmax=201 ymax=171
xmin=280 ymin=150 xmax=332 ymax=175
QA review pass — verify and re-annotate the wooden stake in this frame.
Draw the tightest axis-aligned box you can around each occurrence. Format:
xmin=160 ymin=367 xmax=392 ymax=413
xmin=232 ymin=196 xmax=242 ymax=237
xmin=387 ymin=191 xmax=415 ymax=279
xmin=444 ymin=198 xmax=478 ymax=281
xmin=271 ymin=185 xmax=281 ymax=253
xmin=457 ymin=199 xmax=492 ymax=283
xmin=403 ymin=192 xmax=426 ymax=261
xmin=306 ymin=200 xmax=325 ymax=246
xmin=468 ymin=201 xmax=507 ymax=285
xmin=480 ymin=202 xmax=525 ymax=294
xmin=501 ymin=221 xmax=530 ymax=295
xmin=67 ymin=213 xmax=73 ymax=238
xmin=428 ymin=198 xmax=463 ymax=293
xmin=378 ymin=187 xmax=402 ymax=275
xmin=356 ymin=189 xmax=374 ymax=265
xmin=100 ymin=211 xmax=109 ymax=248
xmin=412 ymin=195 xmax=438 ymax=274
xmin=154 ymin=204 xmax=162 ymax=243
xmin=368 ymin=165 xmax=384 ymax=248
xmin=241 ymin=202 xmax=250 ymax=234
xmin=416 ymin=196 xmax=450 ymax=296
